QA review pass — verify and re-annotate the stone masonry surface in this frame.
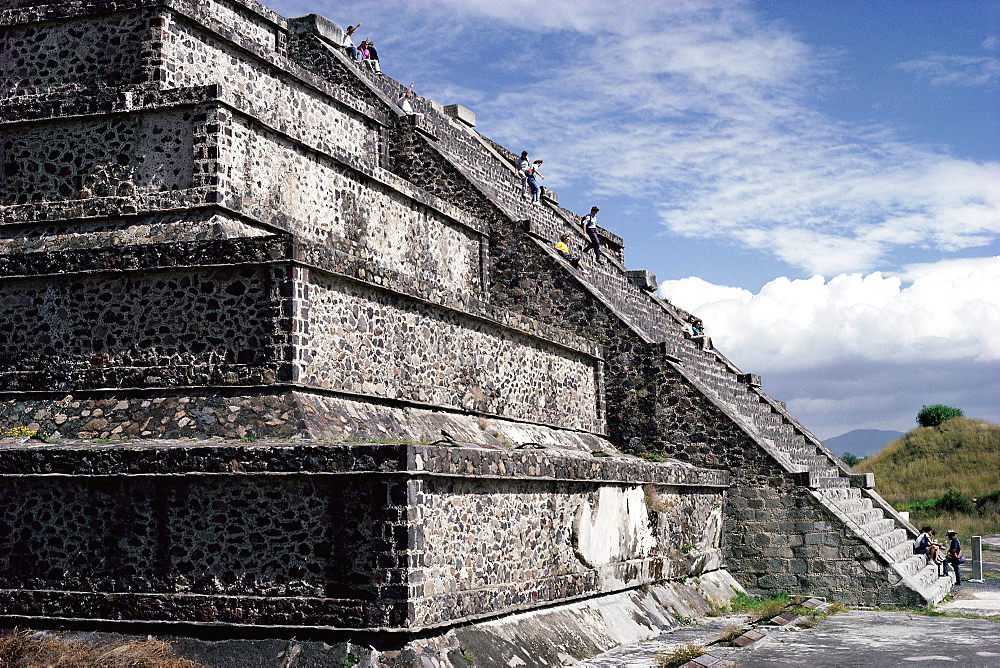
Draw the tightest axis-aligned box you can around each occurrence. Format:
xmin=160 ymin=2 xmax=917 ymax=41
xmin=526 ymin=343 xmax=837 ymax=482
xmin=0 ymin=441 xmax=727 ymax=629
xmin=301 ymin=274 xmax=601 ymax=431
xmin=0 ymin=0 xmax=952 ymax=658
xmin=0 ymin=264 xmax=286 ymax=390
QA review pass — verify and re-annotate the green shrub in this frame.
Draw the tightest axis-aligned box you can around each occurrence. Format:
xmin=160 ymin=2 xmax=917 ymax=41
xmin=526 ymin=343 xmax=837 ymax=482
xmin=917 ymin=404 xmax=964 ymax=428
xmin=841 ymin=453 xmax=861 ymax=467
xmin=976 ymin=490 xmax=1000 ymax=513
xmin=938 ymin=489 xmax=974 ymax=514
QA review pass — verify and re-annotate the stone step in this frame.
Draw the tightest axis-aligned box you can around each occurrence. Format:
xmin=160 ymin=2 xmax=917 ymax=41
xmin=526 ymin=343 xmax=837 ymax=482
xmin=792 ymin=454 xmax=831 ymax=469
xmin=920 ymin=570 xmax=956 ymax=605
xmin=901 ymin=554 xmax=938 ymax=580
xmin=887 ymin=540 xmax=917 ymax=563
xmin=856 ymin=518 xmax=897 ymax=538
xmin=834 ymin=496 xmax=874 ymax=514
xmin=820 ymin=486 xmax=863 ymax=502
xmin=914 ymin=562 xmax=949 ymax=590
xmin=872 ymin=528 xmax=909 ymax=552
xmin=848 ymin=507 xmax=885 ymax=527
xmin=778 ymin=449 xmax=817 ymax=463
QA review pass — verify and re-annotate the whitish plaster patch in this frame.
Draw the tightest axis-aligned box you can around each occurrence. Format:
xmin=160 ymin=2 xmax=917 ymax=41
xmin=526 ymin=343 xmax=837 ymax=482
xmin=574 ymin=486 xmax=655 ymax=566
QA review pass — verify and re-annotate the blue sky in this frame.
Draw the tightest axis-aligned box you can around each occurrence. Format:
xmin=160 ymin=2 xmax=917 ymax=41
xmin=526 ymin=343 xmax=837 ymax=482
xmin=267 ymin=0 xmax=999 ymax=439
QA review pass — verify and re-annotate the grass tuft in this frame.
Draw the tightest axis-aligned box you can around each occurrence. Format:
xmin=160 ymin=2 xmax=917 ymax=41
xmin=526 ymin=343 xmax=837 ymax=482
xmin=656 ymin=642 xmax=705 ymax=668
xmin=714 ymin=623 xmax=746 ymax=645
xmin=0 ymin=628 xmax=203 ymax=667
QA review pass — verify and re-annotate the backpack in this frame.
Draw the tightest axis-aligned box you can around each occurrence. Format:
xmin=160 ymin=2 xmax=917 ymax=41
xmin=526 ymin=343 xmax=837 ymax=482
xmin=913 ymin=533 xmax=928 ymax=553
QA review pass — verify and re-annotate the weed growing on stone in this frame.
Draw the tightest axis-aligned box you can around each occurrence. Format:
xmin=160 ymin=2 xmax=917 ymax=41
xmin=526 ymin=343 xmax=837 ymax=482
xmin=706 ymin=600 xmax=727 ymax=617
xmin=643 ymin=485 xmax=678 ymax=514
xmin=0 ymin=425 xmax=38 ymax=439
xmin=717 ymin=592 xmax=790 ymax=622
xmin=0 ymin=628 xmax=202 ymax=667
xmin=788 ymin=601 xmax=847 ymax=620
xmin=656 ymin=642 xmax=705 ymax=667
xmin=673 ymin=613 xmax=696 ymax=626
xmin=340 ymin=652 xmax=361 ymax=667
xmin=714 ymin=623 xmax=746 ymax=645
xmin=591 ymin=450 xmax=609 ymax=457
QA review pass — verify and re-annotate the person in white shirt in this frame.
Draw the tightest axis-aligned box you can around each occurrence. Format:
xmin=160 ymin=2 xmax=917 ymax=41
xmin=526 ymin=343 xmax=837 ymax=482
xmin=514 ymin=151 xmax=529 ymax=198
xmin=343 ymin=23 xmax=363 ymax=62
xmin=396 ymin=83 xmax=422 ymax=118
xmin=581 ymin=206 xmax=601 ymax=262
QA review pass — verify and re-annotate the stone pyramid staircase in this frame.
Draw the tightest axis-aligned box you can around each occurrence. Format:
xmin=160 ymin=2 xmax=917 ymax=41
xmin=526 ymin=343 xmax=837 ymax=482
xmin=286 ymin=22 xmax=953 ymax=606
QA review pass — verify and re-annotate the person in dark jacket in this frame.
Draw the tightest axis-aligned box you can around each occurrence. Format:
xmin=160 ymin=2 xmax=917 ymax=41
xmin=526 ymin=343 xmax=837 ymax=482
xmin=364 ymin=40 xmax=382 ymax=74
xmin=944 ymin=529 xmax=965 ymax=585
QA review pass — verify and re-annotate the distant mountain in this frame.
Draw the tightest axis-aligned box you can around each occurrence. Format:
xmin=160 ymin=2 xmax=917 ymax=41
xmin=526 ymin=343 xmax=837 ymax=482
xmin=824 ymin=429 xmax=904 ymax=459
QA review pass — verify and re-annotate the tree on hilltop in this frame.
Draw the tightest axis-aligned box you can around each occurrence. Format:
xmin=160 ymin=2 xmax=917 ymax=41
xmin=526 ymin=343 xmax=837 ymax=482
xmin=917 ymin=404 xmax=964 ymax=428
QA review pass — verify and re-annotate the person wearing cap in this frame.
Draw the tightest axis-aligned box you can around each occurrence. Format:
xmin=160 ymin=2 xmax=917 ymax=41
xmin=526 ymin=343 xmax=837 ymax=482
xmin=343 ymin=23 xmax=364 ymax=62
xmin=581 ymin=206 xmax=602 ymax=263
xmin=364 ymin=40 xmax=382 ymax=74
xmin=944 ymin=529 xmax=965 ymax=585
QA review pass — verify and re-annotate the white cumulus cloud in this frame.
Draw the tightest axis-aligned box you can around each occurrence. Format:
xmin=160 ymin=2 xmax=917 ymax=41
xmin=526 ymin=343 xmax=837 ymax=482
xmin=659 ymin=257 xmax=1000 ymax=436
xmin=659 ymin=256 xmax=1000 ymax=371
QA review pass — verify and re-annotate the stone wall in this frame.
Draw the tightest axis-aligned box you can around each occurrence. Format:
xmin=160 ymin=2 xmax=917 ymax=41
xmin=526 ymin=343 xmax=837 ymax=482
xmin=0 ymin=10 xmax=153 ymax=95
xmin=2 ymin=110 xmax=196 ymax=204
xmin=299 ymin=273 xmax=602 ymax=431
xmin=412 ymin=479 xmax=722 ymax=625
xmin=159 ymin=12 xmax=382 ymax=163
xmin=217 ymin=111 xmax=483 ymax=295
xmin=0 ymin=441 xmax=728 ymax=630
xmin=0 ymin=263 xmax=288 ymax=391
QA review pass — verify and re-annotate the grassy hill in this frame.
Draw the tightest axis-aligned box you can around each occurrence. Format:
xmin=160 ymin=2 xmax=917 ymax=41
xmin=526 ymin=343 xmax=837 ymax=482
xmin=854 ymin=417 xmax=1000 ymax=536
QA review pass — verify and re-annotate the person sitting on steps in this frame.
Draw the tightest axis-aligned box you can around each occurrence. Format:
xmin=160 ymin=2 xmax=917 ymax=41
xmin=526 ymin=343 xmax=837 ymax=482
xmin=397 ymin=83 xmax=423 ymax=118
xmin=913 ymin=526 xmax=939 ymax=568
xmin=343 ymin=23 xmax=364 ymax=62
xmin=555 ymin=233 xmax=581 ymax=268
xmin=686 ymin=315 xmax=713 ymax=350
xmin=928 ymin=528 xmax=945 ymax=573
xmin=363 ymin=40 xmax=382 ymax=74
